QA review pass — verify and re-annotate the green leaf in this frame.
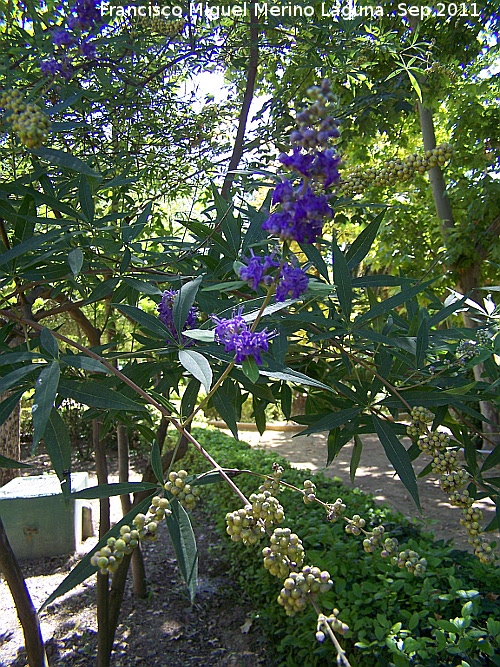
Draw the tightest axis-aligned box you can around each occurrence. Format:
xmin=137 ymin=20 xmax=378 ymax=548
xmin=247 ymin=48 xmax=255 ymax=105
xmin=165 ymin=498 xmax=198 ymax=602
xmin=14 ymin=195 xmax=35 ymax=244
xmin=481 ymin=446 xmax=500 ymax=473
xmin=332 ymin=237 xmax=352 ymax=321
xmin=122 ymin=278 xmax=162 ymax=295
xmin=416 ymin=312 xmax=429 ymax=369
xmin=68 ymin=248 xmax=84 ymax=277
xmin=32 ymin=147 xmax=101 ymax=177
xmin=57 ymin=379 xmax=147 ymax=411
xmin=0 ymin=391 xmax=23 ymax=429
xmin=350 ymin=434 xmax=363 ymax=483
xmin=40 ymin=494 xmax=155 ymax=611
xmin=85 ymin=278 xmax=119 ymax=304
xmin=150 ymin=440 xmax=164 ymax=485
xmin=298 ymin=408 xmax=362 ymax=436
xmin=211 ymin=184 xmax=241 ymax=254
xmin=258 ymin=362 xmax=333 ymax=391
xmin=242 ymin=356 xmax=260 ymax=383
xmin=355 ymin=279 xmax=435 ymax=327
xmin=0 ymin=365 xmax=42 ymax=393
xmin=178 ymin=350 xmax=212 ymax=394
xmin=78 ymin=176 xmax=94 ymax=222
xmin=32 ymin=362 xmax=60 ymax=452
xmin=0 ymin=229 xmax=62 ymax=266
xmin=345 ymin=211 xmax=384 ymax=269
xmin=281 ymin=383 xmax=292 ymax=420
xmin=60 ymin=355 xmax=109 ymax=374
xmin=299 ymin=242 xmax=329 ymax=281
xmin=43 ymin=409 xmax=71 ymax=483
xmin=71 ymin=482 xmax=158 ymax=499
xmin=122 ymin=202 xmax=152 ymax=243
xmin=182 ymin=329 xmax=214 ymax=343
xmin=407 ymin=69 xmax=423 ymax=103
xmin=212 ymin=381 xmax=239 ymax=439
xmin=40 ymin=327 xmax=59 ymax=358
xmin=180 ymin=378 xmax=201 ymax=419
xmin=113 ymin=304 xmax=175 ymax=342
xmin=173 ymin=277 xmax=202 ymax=340
xmin=0 ymin=453 xmax=31 ymax=469
xmin=372 ymin=415 xmax=420 ymax=510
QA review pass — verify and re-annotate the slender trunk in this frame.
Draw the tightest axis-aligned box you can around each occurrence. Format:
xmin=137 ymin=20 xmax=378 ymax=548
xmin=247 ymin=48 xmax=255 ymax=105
xmin=416 ymin=100 xmax=499 ymax=446
xmin=0 ymin=516 xmax=48 ymax=667
xmin=94 ymin=419 xmax=112 ymax=667
xmin=0 ymin=391 xmax=21 ymax=487
xmin=221 ymin=0 xmax=259 ymax=200
xmin=116 ymin=424 xmax=147 ymax=597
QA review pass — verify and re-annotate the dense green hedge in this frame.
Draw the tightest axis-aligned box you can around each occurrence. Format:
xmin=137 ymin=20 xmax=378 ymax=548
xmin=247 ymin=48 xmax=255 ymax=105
xmin=184 ymin=428 xmax=500 ymax=667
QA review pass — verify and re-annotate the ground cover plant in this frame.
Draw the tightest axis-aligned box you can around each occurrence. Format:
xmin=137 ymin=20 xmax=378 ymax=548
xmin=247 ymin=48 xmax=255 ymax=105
xmin=0 ymin=2 xmax=499 ymax=667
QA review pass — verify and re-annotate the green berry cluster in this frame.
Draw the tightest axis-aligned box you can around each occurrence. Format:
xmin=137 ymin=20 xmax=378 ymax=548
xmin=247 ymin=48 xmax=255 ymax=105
xmin=315 ymin=610 xmax=349 ymax=643
xmin=131 ymin=16 xmax=184 ymax=37
xmin=326 ymin=497 xmax=346 ymax=522
xmin=277 ymin=566 xmax=333 ymax=616
xmin=380 ymin=537 xmax=399 ymax=558
xmin=258 ymin=462 xmax=284 ymax=494
xmin=249 ymin=490 xmax=285 ymax=527
xmin=476 ymin=329 xmax=491 ymax=346
xmin=225 ymin=506 xmax=266 ymax=545
xmin=0 ymin=89 xmax=50 ymax=149
xmin=339 ymin=143 xmax=454 ymax=197
xmin=456 ymin=340 xmax=480 ymax=366
xmin=262 ymin=527 xmax=305 ymax=578
xmin=362 ymin=525 xmax=385 ymax=553
xmin=344 ymin=513 xmax=366 ymax=536
xmin=302 ymin=479 xmax=317 ymax=505
xmin=409 ymin=406 xmax=495 ymax=565
xmin=164 ymin=470 xmax=201 ymax=510
xmin=395 ymin=549 xmax=427 ymax=576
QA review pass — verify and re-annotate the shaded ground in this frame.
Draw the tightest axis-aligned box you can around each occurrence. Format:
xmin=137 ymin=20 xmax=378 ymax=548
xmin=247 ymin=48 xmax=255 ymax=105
xmin=0 ymin=426 xmax=497 ymax=666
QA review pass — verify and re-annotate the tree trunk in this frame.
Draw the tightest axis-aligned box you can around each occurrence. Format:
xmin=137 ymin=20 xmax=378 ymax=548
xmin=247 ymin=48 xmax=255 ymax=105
xmin=0 ymin=391 xmax=21 ymax=487
xmin=116 ymin=424 xmax=147 ymax=597
xmin=416 ymin=101 xmax=500 ymax=446
xmin=0 ymin=516 xmax=48 ymax=667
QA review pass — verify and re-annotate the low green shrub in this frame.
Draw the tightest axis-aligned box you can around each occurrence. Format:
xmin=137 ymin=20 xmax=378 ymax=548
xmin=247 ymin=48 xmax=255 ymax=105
xmin=185 ymin=428 xmax=500 ymax=667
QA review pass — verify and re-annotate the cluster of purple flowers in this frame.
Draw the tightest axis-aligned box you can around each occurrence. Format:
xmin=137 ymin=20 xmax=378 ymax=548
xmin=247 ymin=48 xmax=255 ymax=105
xmin=262 ymin=183 xmax=333 ymax=244
xmin=212 ymin=310 xmax=276 ymax=366
xmin=158 ymin=289 xmax=198 ymax=343
xmin=238 ymin=252 xmax=309 ymax=303
xmin=261 ymin=80 xmax=341 ymax=245
xmin=40 ymin=0 xmax=102 ymax=79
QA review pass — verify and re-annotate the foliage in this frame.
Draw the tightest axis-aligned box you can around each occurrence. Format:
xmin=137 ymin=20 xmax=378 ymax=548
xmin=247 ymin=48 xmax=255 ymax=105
xmin=186 ymin=428 xmax=500 ymax=667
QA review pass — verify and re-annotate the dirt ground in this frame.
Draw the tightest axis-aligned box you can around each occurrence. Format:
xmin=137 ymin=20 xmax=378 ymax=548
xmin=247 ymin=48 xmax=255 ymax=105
xmin=0 ymin=426 xmax=497 ymax=667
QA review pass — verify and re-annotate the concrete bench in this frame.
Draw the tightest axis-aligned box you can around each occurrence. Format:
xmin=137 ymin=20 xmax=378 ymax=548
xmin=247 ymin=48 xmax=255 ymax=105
xmin=0 ymin=472 xmax=93 ymax=559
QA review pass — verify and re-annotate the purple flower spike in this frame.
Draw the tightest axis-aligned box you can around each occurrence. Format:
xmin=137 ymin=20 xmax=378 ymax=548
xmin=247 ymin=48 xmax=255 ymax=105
xmin=40 ymin=59 xmax=61 ymax=76
xmin=275 ymin=263 xmax=309 ymax=302
xmin=212 ymin=309 xmax=276 ymax=366
xmin=80 ymin=40 xmax=97 ymax=58
xmin=52 ymin=29 xmax=75 ymax=47
xmin=279 ymin=147 xmax=315 ymax=176
xmin=238 ymin=251 xmax=279 ymax=291
xmin=158 ymin=289 xmax=198 ymax=343
xmin=310 ymin=149 xmax=341 ymax=188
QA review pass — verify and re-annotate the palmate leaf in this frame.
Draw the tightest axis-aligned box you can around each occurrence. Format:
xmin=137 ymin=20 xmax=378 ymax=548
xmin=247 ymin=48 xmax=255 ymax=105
xmin=212 ymin=380 xmax=239 ymax=439
xmin=355 ymin=278 xmax=436 ymax=327
xmin=165 ymin=498 xmax=198 ymax=602
xmin=372 ymin=415 xmax=420 ymax=510
xmin=150 ymin=440 xmax=164 ymax=485
xmin=40 ymin=494 xmax=155 ymax=612
xmin=345 ymin=211 xmax=385 ymax=269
